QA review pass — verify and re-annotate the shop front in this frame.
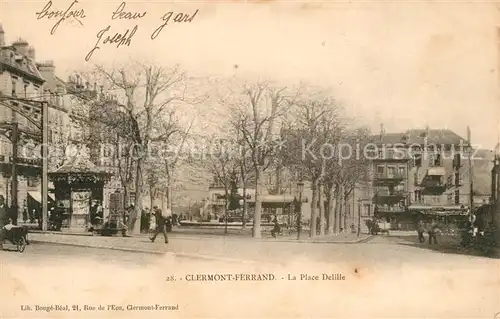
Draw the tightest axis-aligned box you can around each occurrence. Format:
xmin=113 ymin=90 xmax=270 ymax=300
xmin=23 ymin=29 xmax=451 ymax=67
xmin=48 ymin=154 xmax=111 ymax=230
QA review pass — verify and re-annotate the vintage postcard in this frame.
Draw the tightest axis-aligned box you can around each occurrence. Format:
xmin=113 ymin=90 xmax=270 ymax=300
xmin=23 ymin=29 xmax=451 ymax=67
xmin=0 ymin=0 xmax=500 ymax=318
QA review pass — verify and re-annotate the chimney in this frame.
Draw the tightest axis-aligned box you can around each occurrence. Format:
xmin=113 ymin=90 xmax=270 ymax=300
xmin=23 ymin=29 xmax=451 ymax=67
xmin=12 ymin=38 xmax=29 ymax=56
xmin=0 ymin=23 xmax=5 ymax=47
xmin=27 ymin=46 xmax=36 ymax=60
xmin=37 ymin=60 xmax=55 ymax=82
xmin=380 ymin=123 xmax=385 ymax=140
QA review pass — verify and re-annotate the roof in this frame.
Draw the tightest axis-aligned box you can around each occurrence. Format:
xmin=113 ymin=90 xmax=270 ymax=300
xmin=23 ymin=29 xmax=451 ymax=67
xmin=370 ymin=133 xmax=407 ymax=145
xmin=51 ymin=149 xmax=108 ymax=174
xmin=0 ymin=46 xmax=44 ymax=82
xmin=405 ymin=129 xmax=466 ymax=146
xmin=371 ymin=129 xmax=468 ymax=146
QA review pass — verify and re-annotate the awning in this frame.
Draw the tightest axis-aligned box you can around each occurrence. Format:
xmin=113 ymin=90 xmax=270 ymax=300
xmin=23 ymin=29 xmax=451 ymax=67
xmin=248 ymin=195 xmax=307 ymax=203
xmin=28 ymin=191 xmax=55 ymax=203
xmin=408 ymin=205 xmax=468 ymax=211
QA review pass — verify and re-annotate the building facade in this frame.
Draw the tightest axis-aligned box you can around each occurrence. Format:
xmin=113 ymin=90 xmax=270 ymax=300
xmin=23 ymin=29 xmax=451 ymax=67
xmin=368 ymin=128 xmax=493 ymax=231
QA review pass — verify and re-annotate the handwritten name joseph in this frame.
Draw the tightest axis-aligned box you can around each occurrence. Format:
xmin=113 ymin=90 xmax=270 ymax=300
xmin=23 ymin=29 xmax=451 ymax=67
xmin=35 ymin=1 xmax=199 ymax=61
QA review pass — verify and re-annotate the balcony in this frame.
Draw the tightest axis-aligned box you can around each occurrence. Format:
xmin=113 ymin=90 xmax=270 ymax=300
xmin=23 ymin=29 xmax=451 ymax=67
xmin=373 ymin=173 xmax=405 ymax=186
xmin=373 ymin=190 xmax=407 ymax=205
xmin=372 ymin=150 xmax=409 ymax=162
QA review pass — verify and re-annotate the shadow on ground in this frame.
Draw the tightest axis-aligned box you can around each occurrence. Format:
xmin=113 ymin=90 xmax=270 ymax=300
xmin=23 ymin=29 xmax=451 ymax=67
xmin=391 ymin=235 xmax=499 ymax=259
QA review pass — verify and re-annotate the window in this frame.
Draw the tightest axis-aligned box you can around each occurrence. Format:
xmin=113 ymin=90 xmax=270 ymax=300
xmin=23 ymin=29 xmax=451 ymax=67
xmin=398 ymin=166 xmax=405 ymax=177
xmin=414 ymin=190 xmax=422 ymax=202
xmin=377 ymin=166 xmax=384 ymax=175
xmin=414 ymin=173 xmax=418 ymax=186
xmin=387 ymin=166 xmax=395 ymax=177
xmin=454 ymin=190 xmax=460 ymax=205
xmin=11 ymin=78 xmax=17 ymax=96
xmin=23 ymin=83 xmax=28 ymax=98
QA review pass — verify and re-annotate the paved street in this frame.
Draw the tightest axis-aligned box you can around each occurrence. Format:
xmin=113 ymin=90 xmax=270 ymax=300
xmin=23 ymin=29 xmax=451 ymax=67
xmin=2 ymin=236 xmax=499 ymax=318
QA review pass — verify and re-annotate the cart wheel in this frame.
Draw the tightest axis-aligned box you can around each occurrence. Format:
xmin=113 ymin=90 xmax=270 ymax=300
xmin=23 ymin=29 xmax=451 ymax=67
xmin=17 ymin=237 xmax=27 ymax=253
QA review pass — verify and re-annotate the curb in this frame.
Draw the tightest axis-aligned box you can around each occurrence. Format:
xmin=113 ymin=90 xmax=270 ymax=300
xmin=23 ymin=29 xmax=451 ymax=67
xmin=28 ymin=239 xmax=281 ymax=264
xmin=29 ymin=240 xmax=166 ymax=255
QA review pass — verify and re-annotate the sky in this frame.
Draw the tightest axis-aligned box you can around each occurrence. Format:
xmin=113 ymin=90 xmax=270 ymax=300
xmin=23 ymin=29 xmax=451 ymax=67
xmin=1 ymin=0 xmax=500 ymax=150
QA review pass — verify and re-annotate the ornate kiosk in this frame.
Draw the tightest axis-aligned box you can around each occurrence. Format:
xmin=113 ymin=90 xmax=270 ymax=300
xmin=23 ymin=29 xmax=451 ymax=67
xmin=48 ymin=148 xmax=112 ymax=230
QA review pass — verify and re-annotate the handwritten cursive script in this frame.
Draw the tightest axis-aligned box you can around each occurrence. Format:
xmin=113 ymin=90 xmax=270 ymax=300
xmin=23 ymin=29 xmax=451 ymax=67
xmin=35 ymin=0 xmax=86 ymax=35
xmin=111 ymin=2 xmax=147 ymax=20
xmin=151 ymin=9 xmax=199 ymax=40
xmin=85 ymin=25 xmax=139 ymax=62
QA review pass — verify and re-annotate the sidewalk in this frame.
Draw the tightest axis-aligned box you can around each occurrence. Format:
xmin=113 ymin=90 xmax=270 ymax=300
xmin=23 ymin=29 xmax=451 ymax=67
xmin=28 ymin=233 xmax=169 ymax=254
xmin=27 ymin=231 xmax=372 ymax=255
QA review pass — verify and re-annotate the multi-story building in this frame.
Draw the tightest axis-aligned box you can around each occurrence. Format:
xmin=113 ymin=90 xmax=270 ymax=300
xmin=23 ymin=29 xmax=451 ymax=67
xmin=0 ymin=27 xmax=47 ymax=216
xmin=367 ymin=127 xmax=493 ymax=231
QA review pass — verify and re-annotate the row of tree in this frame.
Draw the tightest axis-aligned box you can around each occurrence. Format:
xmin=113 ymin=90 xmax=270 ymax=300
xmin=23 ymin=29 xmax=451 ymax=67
xmin=69 ymin=62 xmax=370 ymax=237
xmin=208 ymin=81 xmax=371 ymax=238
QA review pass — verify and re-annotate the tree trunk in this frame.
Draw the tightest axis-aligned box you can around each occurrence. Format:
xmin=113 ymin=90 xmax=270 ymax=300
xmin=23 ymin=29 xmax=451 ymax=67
xmin=309 ymin=178 xmax=318 ymax=238
xmin=318 ymin=182 xmax=325 ymax=236
xmin=334 ymin=185 xmax=342 ymax=233
xmin=123 ymin=186 xmax=130 ymax=209
xmin=253 ymin=166 xmax=262 ymax=238
xmin=166 ymin=168 xmax=173 ymax=210
xmin=343 ymin=193 xmax=349 ymax=232
xmin=242 ymin=182 xmax=247 ymax=229
xmin=326 ymin=183 xmax=334 ymax=235
xmin=129 ymin=156 xmax=144 ymax=235
xmin=149 ymin=183 xmax=154 ymax=210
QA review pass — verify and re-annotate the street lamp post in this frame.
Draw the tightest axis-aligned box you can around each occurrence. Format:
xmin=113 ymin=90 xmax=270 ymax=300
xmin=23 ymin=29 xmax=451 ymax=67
xmin=296 ymin=180 xmax=304 ymax=240
xmin=41 ymin=101 xmax=49 ymax=231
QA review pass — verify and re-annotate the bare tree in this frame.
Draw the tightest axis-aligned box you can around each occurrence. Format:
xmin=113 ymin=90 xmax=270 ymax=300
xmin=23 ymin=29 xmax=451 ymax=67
xmin=73 ymin=63 xmax=197 ymax=234
xmin=283 ymin=93 xmax=343 ymax=237
xmin=226 ymin=81 xmax=298 ymax=238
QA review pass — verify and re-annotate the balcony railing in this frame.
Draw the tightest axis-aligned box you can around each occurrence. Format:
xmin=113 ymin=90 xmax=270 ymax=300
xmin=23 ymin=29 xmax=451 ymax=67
xmin=374 ymin=173 xmax=405 ymax=180
xmin=375 ymin=205 xmax=406 ymax=213
xmin=0 ymin=156 xmax=42 ymax=166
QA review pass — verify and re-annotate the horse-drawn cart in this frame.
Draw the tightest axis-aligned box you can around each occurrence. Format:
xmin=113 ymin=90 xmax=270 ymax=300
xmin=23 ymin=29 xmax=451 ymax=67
xmin=2 ymin=225 xmax=29 ymax=252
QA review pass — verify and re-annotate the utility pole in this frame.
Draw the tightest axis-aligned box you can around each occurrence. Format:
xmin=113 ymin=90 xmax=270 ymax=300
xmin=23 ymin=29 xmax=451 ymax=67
xmin=41 ymin=101 xmax=49 ymax=231
xmin=467 ymin=126 xmax=474 ymax=218
xmin=10 ymin=122 xmax=18 ymax=225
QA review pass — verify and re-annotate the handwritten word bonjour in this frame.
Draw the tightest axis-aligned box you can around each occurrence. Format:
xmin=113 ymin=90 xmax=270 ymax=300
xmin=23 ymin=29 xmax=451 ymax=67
xmin=35 ymin=0 xmax=86 ymax=35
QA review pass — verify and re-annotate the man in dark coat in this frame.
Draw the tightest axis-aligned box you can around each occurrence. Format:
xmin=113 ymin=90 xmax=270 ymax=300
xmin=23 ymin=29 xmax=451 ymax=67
xmin=150 ymin=207 xmax=168 ymax=244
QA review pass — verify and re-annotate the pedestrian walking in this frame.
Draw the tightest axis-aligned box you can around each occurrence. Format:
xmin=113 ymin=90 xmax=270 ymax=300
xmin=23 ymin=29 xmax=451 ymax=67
xmin=416 ymin=219 xmax=426 ymax=243
xmin=428 ymin=219 xmax=440 ymax=245
xmin=150 ymin=207 xmax=169 ymax=244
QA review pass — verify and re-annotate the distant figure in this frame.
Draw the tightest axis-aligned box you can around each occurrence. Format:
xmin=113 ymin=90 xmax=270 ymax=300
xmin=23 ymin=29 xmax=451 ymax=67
xmin=416 ymin=219 xmax=426 ymax=243
xmin=271 ymin=215 xmax=281 ymax=237
xmin=22 ymin=200 xmax=28 ymax=223
xmin=428 ymin=219 xmax=440 ymax=245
